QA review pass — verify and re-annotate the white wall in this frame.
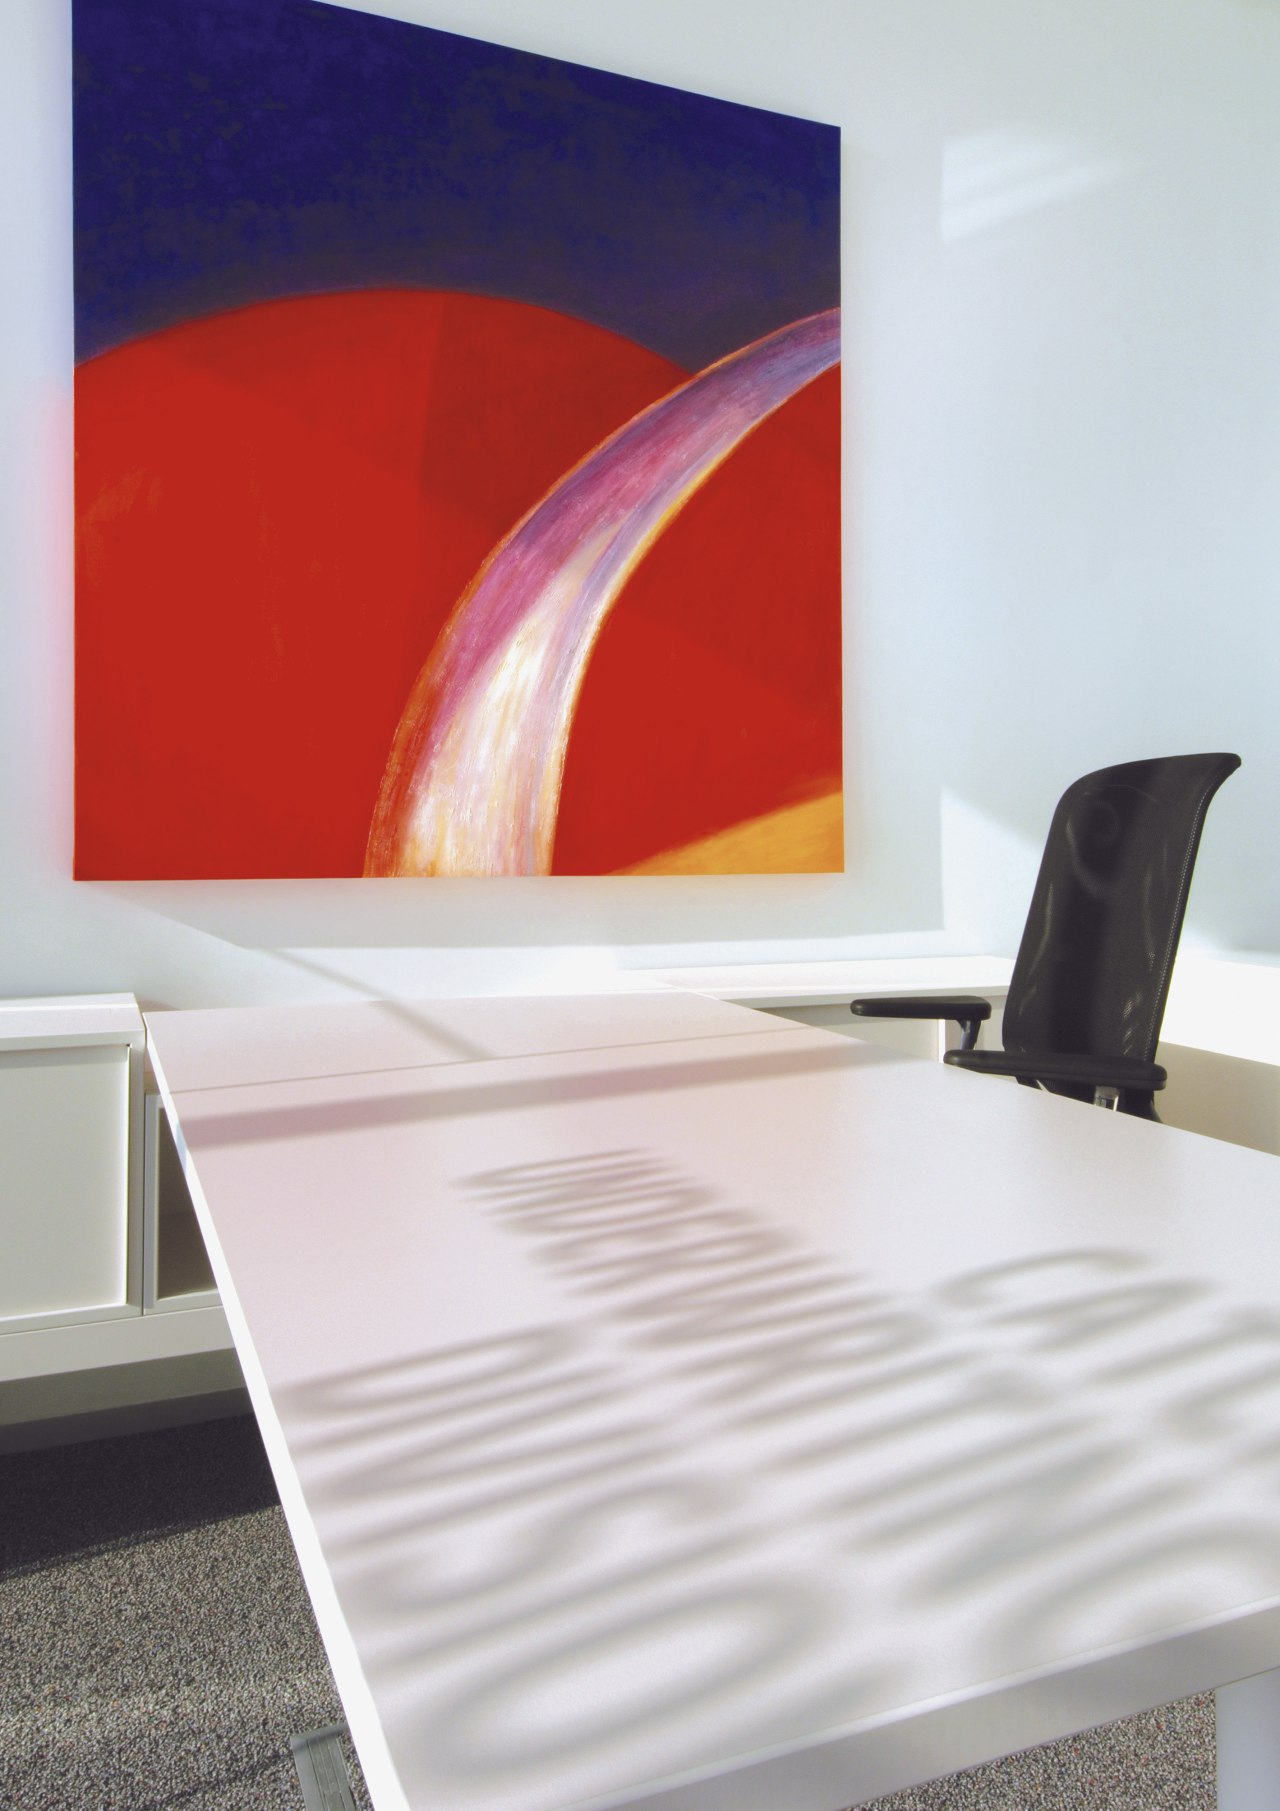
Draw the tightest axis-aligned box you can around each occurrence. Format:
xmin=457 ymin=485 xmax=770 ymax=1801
xmin=2 ymin=0 xmax=1276 ymax=1006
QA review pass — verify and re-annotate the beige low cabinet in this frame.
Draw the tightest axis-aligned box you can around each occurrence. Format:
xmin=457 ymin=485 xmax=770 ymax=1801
xmin=0 ymin=993 xmax=234 ymax=1440
xmin=1 ymin=995 xmax=145 ymax=1333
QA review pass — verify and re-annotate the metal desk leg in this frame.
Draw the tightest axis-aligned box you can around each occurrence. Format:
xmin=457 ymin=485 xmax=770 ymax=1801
xmin=290 ymin=1722 xmax=357 ymax=1811
xmin=1217 ymin=1671 xmax=1280 ymax=1809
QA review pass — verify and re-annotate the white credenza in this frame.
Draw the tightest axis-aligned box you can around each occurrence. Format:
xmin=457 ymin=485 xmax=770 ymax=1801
xmin=0 ymin=994 xmax=237 ymax=1448
xmin=653 ymin=954 xmax=1280 ymax=1156
xmin=653 ymin=957 xmax=1014 ymax=1060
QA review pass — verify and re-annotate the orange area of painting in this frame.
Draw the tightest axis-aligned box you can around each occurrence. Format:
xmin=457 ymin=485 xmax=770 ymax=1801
xmin=616 ymin=788 xmax=844 ymax=875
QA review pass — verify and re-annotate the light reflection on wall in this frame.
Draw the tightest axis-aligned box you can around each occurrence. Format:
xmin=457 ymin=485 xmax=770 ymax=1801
xmin=940 ymin=126 xmax=1135 ymax=242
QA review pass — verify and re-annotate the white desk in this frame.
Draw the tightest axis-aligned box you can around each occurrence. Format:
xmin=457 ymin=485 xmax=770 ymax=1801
xmin=145 ymin=991 xmax=1280 ymax=1811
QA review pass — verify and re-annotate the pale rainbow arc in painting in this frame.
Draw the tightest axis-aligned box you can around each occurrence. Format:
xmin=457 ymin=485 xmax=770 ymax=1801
xmin=365 ymin=308 xmax=841 ymax=878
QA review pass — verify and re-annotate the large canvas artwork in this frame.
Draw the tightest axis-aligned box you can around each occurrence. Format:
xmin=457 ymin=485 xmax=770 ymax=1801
xmin=73 ymin=0 xmax=841 ymax=878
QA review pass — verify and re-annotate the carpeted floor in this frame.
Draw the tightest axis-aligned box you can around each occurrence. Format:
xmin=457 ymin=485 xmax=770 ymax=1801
xmin=0 ymin=1414 xmax=1214 ymax=1810
xmin=0 ymin=1415 xmax=370 ymax=1810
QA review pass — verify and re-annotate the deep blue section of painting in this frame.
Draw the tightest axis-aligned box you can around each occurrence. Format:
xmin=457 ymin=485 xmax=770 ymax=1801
xmin=72 ymin=0 xmax=839 ymax=371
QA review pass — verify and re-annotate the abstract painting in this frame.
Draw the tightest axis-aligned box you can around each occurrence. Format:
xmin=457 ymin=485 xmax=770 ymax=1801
xmin=73 ymin=0 xmax=841 ymax=877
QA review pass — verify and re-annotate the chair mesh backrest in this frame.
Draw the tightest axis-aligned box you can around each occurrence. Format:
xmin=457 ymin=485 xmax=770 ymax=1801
xmin=1001 ymin=753 xmax=1240 ymax=1065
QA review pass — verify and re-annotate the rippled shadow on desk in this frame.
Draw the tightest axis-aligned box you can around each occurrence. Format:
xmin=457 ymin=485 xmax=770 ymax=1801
xmin=272 ymin=1145 xmax=1280 ymax=1811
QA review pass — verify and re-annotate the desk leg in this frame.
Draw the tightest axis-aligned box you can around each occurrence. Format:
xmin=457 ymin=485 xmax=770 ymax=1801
xmin=289 ymin=1723 xmax=357 ymax=1811
xmin=1217 ymin=1671 xmax=1280 ymax=1809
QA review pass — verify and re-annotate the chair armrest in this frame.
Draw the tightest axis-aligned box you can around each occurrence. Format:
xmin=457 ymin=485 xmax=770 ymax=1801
xmin=851 ymin=995 xmax=992 ymax=1053
xmin=943 ymin=1049 xmax=1167 ymax=1093
xmin=849 ymin=995 xmax=992 ymax=1022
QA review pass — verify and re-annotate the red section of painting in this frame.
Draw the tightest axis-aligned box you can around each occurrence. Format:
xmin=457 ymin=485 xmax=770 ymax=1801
xmin=74 ymin=290 xmax=840 ymax=878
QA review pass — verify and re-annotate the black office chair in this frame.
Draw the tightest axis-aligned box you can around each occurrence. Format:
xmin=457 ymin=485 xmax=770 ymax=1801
xmin=851 ymin=753 xmax=1241 ymax=1118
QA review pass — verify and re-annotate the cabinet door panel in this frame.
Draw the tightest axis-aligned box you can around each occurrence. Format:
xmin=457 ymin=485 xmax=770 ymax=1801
xmin=0 ymin=1045 xmax=131 ymax=1323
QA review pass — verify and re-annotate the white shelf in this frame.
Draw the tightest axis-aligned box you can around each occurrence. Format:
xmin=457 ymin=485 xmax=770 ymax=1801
xmin=650 ymin=954 xmax=1016 ymax=1007
xmin=143 ymin=1089 xmax=220 ymax=1312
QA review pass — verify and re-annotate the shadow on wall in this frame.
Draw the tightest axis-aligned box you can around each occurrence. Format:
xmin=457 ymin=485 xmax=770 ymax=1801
xmin=89 ymin=867 xmax=918 ymax=956
xmin=939 ymin=762 xmax=1260 ymax=957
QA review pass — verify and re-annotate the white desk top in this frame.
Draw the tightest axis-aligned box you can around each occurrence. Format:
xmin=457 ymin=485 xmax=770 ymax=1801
xmin=147 ymin=991 xmax=1280 ymax=1811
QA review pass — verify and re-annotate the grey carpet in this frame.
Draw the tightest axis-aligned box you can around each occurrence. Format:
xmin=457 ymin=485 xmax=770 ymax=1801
xmin=0 ymin=1416 xmax=371 ymax=1810
xmin=0 ymin=1415 xmax=1213 ymax=1810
